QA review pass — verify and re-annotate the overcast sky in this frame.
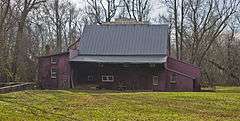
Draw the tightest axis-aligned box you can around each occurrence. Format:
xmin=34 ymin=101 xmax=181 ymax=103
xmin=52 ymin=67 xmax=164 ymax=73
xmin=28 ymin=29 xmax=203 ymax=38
xmin=69 ymin=0 xmax=167 ymax=21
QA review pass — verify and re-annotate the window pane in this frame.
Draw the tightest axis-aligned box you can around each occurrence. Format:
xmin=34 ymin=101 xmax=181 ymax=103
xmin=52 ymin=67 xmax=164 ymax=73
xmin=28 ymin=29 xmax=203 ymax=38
xmin=170 ymin=73 xmax=177 ymax=84
xmin=51 ymin=68 xmax=57 ymax=79
xmin=108 ymin=76 xmax=113 ymax=80
xmin=102 ymin=76 xmax=107 ymax=80
xmin=51 ymin=57 xmax=57 ymax=64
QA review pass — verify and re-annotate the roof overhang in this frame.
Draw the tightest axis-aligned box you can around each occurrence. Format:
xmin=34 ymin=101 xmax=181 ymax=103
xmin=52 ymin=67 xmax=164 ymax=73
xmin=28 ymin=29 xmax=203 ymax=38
xmin=69 ymin=55 xmax=167 ymax=64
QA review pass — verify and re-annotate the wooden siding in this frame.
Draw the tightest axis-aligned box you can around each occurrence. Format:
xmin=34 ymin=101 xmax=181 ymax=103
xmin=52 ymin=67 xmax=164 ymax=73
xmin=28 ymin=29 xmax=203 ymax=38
xmin=165 ymin=71 xmax=194 ymax=91
xmin=71 ymin=62 xmax=167 ymax=91
xmin=38 ymin=53 xmax=70 ymax=89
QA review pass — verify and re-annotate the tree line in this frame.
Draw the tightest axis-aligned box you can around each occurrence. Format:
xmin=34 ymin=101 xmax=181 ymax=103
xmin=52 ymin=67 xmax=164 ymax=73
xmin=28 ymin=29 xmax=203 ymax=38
xmin=0 ymin=0 xmax=239 ymax=86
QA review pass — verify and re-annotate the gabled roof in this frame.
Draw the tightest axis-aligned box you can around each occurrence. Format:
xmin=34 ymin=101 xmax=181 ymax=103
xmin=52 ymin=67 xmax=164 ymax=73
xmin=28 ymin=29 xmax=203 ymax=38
xmin=71 ymin=24 xmax=169 ymax=63
xmin=78 ymin=24 xmax=169 ymax=55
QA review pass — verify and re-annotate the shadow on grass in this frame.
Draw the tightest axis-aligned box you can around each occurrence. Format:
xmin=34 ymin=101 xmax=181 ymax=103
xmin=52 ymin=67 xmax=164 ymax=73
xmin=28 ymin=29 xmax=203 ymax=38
xmin=201 ymin=86 xmax=240 ymax=93
xmin=66 ymin=89 xmax=155 ymax=94
xmin=3 ymin=86 xmax=240 ymax=95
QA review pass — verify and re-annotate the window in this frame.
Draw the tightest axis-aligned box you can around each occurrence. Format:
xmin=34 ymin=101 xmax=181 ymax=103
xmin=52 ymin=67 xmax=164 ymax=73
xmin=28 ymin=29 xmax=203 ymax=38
xmin=51 ymin=56 xmax=57 ymax=64
xmin=170 ymin=73 xmax=177 ymax=84
xmin=102 ymin=76 xmax=107 ymax=80
xmin=102 ymin=75 xmax=114 ymax=82
xmin=152 ymin=76 xmax=158 ymax=85
xmin=51 ymin=67 xmax=57 ymax=79
xmin=88 ymin=76 xmax=94 ymax=81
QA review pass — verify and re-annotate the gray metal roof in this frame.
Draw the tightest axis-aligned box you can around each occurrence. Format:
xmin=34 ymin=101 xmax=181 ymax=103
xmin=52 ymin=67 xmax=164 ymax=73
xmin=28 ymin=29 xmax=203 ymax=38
xmin=78 ymin=24 xmax=169 ymax=55
xmin=70 ymin=55 xmax=167 ymax=64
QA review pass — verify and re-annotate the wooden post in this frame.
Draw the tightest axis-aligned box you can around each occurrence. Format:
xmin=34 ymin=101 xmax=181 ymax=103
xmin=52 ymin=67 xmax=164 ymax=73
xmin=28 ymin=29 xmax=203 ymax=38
xmin=69 ymin=63 xmax=75 ymax=88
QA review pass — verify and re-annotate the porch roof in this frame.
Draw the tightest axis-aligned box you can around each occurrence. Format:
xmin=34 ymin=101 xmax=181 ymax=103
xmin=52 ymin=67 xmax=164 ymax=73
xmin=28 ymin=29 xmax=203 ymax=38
xmin=69 ymin=55 xmax=167 ymax=64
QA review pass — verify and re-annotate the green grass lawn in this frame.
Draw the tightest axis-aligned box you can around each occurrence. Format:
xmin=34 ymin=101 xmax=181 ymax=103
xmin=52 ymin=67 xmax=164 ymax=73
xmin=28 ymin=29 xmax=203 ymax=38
xmin=0 ymin=87 xmax=240 ymax=121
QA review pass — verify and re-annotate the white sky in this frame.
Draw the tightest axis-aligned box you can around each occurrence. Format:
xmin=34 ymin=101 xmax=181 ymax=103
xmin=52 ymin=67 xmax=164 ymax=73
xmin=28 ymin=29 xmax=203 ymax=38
xmin=69 ymin=0 xmax=167 ymax=21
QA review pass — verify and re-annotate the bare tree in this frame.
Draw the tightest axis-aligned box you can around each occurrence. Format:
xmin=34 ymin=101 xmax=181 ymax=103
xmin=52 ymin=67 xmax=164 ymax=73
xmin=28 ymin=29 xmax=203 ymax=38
xmin=0 ymin=0 xmax=12 ymax=81
xmin=42 ymin=0 xmax=82 ymax=53
xmin=54 ymin=0 xmax=62 ymax=53
xmin=179 ymin=0 xmax=188 ymax=60
xmin=100 ymin=0 xmax=120 ymax=22
xmin=121 ymin=0 xmax=150 ymax=21
xmin=185 ymin=0 xmax=240 ymax=65
xmin=85 ymin=0 xmax=102 ymax=24
xmin=0 ymin=0 xmax=10 ymax=37
xmin=162 ymin=0 xmax=240 ymax=86
xmin=13 ymin=0 xmax=46 ymax=81
xmin=0 ymin=0 xmax=83 ymax=82
xmin=173 ymin=0 xmax=179 ymax=59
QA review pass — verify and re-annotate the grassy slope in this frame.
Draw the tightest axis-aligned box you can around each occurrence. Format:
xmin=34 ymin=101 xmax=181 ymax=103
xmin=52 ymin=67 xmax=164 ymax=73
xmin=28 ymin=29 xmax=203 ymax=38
xmin=0 ymin=87 xmax=240 ymax=121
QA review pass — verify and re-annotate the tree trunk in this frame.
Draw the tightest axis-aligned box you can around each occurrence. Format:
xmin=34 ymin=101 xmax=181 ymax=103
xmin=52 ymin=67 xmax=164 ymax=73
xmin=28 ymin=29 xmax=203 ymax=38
xmin=13 ymin=11 xmax=28 ymax=81
xmin=174 ymin=0 xmax=179 ymax=59
xmin=179 ymin=0 xmax=184 ymax=60
xmin=55 ymin=0 xmax=62 ymax=53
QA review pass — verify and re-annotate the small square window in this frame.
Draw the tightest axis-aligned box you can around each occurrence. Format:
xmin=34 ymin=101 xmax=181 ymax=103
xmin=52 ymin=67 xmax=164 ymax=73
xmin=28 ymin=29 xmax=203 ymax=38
xmin=153 ymin=76 xmax=158 ymax=85
xmin=51 ymin=57 xmax=57 ymax=64
xmin=170 ymin=73 xmax=177 ymax=84
xmin=88 ymin=76 xmax=94 ymax=81
xmin=51 ymin=68 xmax=57 ymax=79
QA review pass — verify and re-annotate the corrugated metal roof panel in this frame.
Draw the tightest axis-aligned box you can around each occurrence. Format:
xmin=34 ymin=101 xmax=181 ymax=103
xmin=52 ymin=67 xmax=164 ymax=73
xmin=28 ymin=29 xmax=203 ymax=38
xmin=70 ymin=55 xmax=167 ymax=64
xmin=79 ymin=24 xmax=168 ymax=55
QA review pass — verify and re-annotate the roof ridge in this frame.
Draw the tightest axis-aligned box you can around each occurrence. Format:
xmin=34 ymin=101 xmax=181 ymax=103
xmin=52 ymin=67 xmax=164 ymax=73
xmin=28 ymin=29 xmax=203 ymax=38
xmin=86 ymin=24 xmax=169 ymax=27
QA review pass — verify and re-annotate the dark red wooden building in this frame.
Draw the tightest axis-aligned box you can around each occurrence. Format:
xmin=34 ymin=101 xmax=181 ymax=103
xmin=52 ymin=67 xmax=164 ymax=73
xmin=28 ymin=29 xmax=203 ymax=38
xmin=38 ymin=52 xmax=70 ymax=89
xmin=38 ymin=24 xmax=201 ymax=91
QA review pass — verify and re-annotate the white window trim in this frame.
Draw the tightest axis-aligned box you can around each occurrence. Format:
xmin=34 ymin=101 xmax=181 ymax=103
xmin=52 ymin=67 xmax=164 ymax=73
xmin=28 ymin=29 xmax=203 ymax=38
xmin=51 ymin=67 xmax=57 ymax=79
xmin=152 ymin=76 xmax=159 ymax=85
xmin=102 ymin=75 xmax=114 ymax=82
xmin=51 ymin=57 xmax=57 ymax=64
